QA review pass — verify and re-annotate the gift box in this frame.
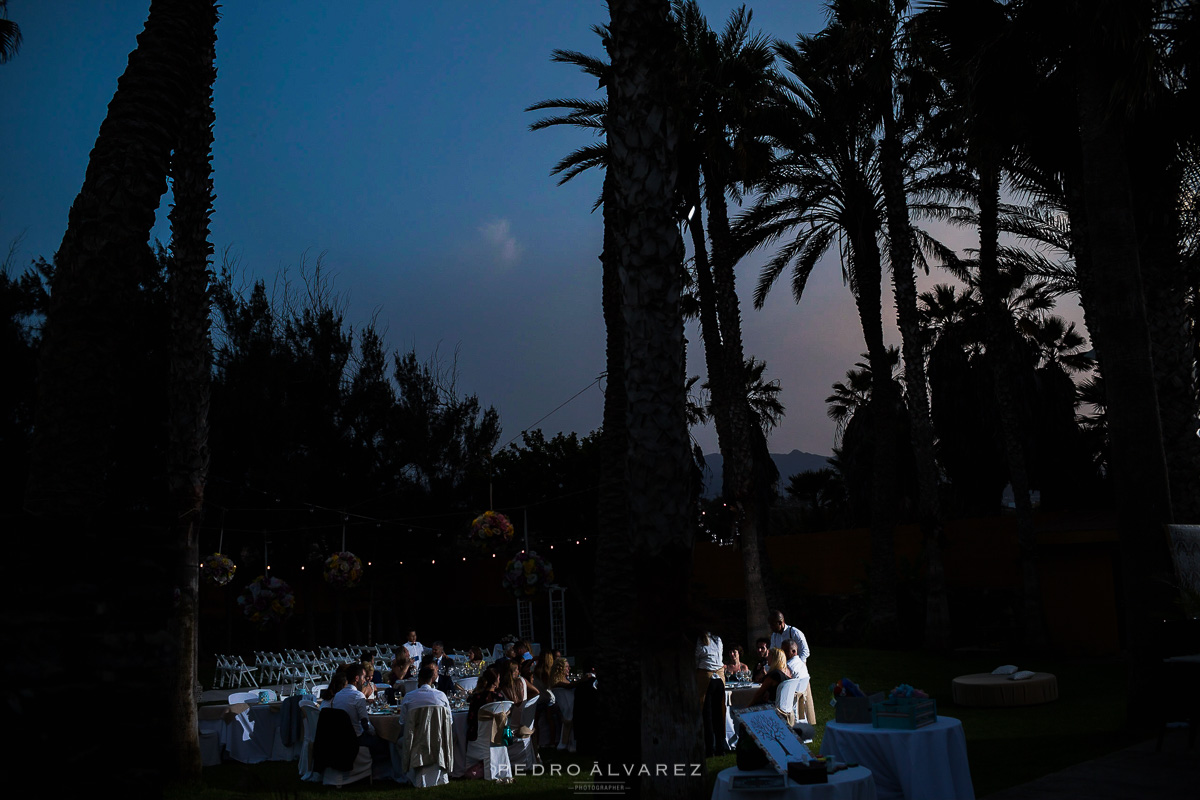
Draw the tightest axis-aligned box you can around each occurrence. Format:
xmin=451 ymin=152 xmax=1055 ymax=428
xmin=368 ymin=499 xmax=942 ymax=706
xmin=787 ymin=760 xmax=828 ymax=784
xmin=835 ymin=691 xmax=885 ymax=723
xmin=871 ymin=697 xmax=937 ymax=729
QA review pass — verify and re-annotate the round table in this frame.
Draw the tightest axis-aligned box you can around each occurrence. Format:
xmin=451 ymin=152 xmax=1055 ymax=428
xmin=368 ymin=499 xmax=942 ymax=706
xmin=820 ymin=718 xmax=974 ymax=800
xmin=712 ymin=766 xmax=876 ymax=800
xmin=951 ymin=673 xmax=1058 ymax=707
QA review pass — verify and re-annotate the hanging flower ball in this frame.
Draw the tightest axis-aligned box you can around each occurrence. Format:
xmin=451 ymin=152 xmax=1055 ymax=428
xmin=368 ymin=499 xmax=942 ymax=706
xmin=201 ymin=552 xmax=237 ymax=586
xmin=237 ymin=575 xmax=295 ymax=627
xmin=470 ymin=511 xmax=515 ymax=552
xmin=324 ymin=551 xmax=363 ymax=590
xmin=501 ymin=550 xmax=554 ymax=597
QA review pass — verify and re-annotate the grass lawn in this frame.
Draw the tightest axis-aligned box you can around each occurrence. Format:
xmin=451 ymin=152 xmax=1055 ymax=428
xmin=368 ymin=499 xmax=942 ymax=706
xmin=175 ymin=647 xmax=1138 ymax=798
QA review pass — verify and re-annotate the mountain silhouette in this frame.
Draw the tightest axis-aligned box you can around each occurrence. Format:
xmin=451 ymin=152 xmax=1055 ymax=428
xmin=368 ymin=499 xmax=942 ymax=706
xmin=701 ymin=449 xmax=831 ymax=498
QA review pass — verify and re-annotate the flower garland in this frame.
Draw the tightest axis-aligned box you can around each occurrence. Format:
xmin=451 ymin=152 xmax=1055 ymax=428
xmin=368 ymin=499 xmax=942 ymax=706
xmin=237 ymin=575 xmax=295 ymax=626
xmin=324 ymin=551 xmax=364 ymax=590
xmin=201 ymin=552 xmax=237 ymax=586
xmin=470 ymin=510 xmax=514 ymax=551
xmin=501 ymin=550 xmax=554 ymax=597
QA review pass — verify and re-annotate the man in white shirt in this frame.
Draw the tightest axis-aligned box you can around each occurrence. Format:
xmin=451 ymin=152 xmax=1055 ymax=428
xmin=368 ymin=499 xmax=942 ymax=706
xmin=783 ymin=640 xmax=808 ymax=681
xmin=332 ymin=663 xmax=389 ymax=760
xmin=768 ymin=609 xmax=810 ymax=662
xmin=399 ymin=663 xmax=451 ymax=726
xmin=769 ymin=609 xmax=815 ymax=725
xmin=402 ymin=630 xmax=424 ymax=661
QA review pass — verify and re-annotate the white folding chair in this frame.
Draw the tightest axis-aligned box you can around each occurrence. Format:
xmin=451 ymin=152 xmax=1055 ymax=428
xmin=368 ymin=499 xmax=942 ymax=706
xmin=465 ymin=700 xmax=514 ymax=781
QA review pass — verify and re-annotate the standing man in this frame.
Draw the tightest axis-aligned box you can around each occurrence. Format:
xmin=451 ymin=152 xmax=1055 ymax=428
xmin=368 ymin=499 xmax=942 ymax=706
xmin=402 ymin=630 xmax=424 ymax=661
xmin=695 ymin=631 xmax=729 ymax=757
xmin=768 ymin=609 xmax=814 ymax=724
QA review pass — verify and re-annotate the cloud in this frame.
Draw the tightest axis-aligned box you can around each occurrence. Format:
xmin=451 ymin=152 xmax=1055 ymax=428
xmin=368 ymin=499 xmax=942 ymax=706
xmin=479 ymin=219 xmax=522 ymax=266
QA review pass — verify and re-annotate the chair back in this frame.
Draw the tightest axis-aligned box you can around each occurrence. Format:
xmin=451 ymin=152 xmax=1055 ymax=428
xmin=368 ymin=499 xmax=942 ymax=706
xmin=491 ymin=644 xmax=504 ymax=660
xmin=312 ymin=708 xmax=359 ymax=773
xmin=456 ymin=676 xmax=479 ymax=692
xmin=480 ymin=700 xmax=514 ymax=716
xmin=519 ymin=695 xmax=539 ymax=730
xmin=775 ymin=678 xmax=802 ymax=718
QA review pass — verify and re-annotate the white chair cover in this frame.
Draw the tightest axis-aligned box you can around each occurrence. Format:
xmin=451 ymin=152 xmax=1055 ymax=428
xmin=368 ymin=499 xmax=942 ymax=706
xmin=456 ymin=676 xmax=479 ymax=692
xmin=775 ymin=678 xmax=802 ymax=728
xmin=297 ymin=705 xmax=321 ymax=781
xmin=554 ymin=687 xmax=576 ymax=751
xmin=465 ymin=700 xmax=514 ymax=781
xmin=508 ymin=695 xmax=540 ymax=771
xmin=198 ymin=724 xmax=223 ymax=767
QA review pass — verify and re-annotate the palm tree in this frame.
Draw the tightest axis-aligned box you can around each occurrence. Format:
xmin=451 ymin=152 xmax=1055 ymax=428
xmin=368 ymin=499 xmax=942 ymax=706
xmin=605 ymin=0 xmax=702 ymax=793
xmin=0 ymin=0 xmax=20 ymax=64
xmin=915 ymin=0 xmax=1050 ymax=647
xmin=735 ymin=32 xmax=903 ymax=633
xmin=671 ymin=0 xmax=783 ymax=646
xmin=165 ymin=0 xmax=218 ymax=779
xmin=814 ymin=0 xmax=964 ymax=647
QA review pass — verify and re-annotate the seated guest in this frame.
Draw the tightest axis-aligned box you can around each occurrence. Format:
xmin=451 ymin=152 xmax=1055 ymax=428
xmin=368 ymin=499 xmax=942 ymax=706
xmin=723 ymin=645 xmax=746 ymax=678
xmin=499 ymin=657 xmax=540 ymax=705
xmin=751 ymin=638 xmax=771 ymax=683
xmin=359 ymin=652 xmax=378 ymax=700
xmin=399 ymin=663 xmax=450 ymax=726
xmin=514 ymin=640 xmax=533 ymax=663
xmin=749 ymin=648 xmax=789 ymax=706
xmin=518 ymin=657 xmax=535 ymax=683
xmin=467 ymin=646 xmax=486 ymax=670
xmin=466 ymin=667 xmax=505 ymax=743
xmin=532 ymin=654 xmax=555 ymax=692
xmin=783 ymin=640 xmax=808 ymax=681
xmin=332 ymin=663 xmax=389 ymax=761
xmin=386 ymin=650 xmax=414 ymax=686
xmin=504 ymin=644 xmax=517 ymax=660
xmin=549 ymin=656 xmax=571 ymax=688
xmin=430 ymin=642 xmax=456 ymax=694
xmin=320 ymin=673 xmax=347 ymax=709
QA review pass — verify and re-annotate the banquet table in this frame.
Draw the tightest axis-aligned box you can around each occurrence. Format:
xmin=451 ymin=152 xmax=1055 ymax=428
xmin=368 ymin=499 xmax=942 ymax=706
xmin=711 ymin=766 xmax=876 ymax=800
xmin=820 ymin=718 xmax=974 ymax=800
xmin=198 ymin=700 xmax=302 ymax=764
xmin=951 ymin=673 xmax=1058 ymax=707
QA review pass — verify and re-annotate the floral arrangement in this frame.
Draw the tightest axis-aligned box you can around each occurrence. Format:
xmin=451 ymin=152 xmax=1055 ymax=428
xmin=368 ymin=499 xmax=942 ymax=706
xmin=888 ymin=683 xmax=929 ymax=700
xmin=201 ymin=552 xmax=237 ymax=586
xmin=324 ymin=551 xmax=364 ymax=590
xmin=501 ymin=550 xmax=554 ymax=597
xmin=831 ymin=678 xmax=866 ymax=698
xmin=237 ymin=575 xmax=295 ymax=626
xmin=470 ymin=510 xmax=514 ymax=551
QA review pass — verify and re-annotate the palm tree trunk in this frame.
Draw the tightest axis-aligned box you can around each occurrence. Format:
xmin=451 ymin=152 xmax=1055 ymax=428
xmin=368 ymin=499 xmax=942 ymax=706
xmin=977 ymin=159 xmax=1047 ymax=649
xmin=703 ymin=172 xmax=778 ymax=645
xmin=26 ymin=0 xmax=200 ymax=515
xmin=848 ymin=223 xmax=899 ymax=635
xmin=880 ymin=124 xmax=951 ymax=650
xmin=164 ymin=0 xmax=218 ymax=780
xmin=593 ymin=168 xmax=641 ymax=777
xmin=608 ymin=1 xmax=704 ymax=794
xmin=1074 ymin=16 xmax=1175 ymax=722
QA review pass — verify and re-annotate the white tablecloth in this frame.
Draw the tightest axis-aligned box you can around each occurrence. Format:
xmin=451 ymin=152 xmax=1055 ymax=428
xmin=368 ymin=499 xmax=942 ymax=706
xmin=820 ymin=718 xmax=974 ymax=800
xmin=712 ymin=766 xmax=876 ymax=800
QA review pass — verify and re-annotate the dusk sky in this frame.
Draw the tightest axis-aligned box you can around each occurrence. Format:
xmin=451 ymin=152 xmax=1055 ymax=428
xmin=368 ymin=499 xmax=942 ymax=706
xmin=0 ymin=1 xmax=1083 ymax=457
